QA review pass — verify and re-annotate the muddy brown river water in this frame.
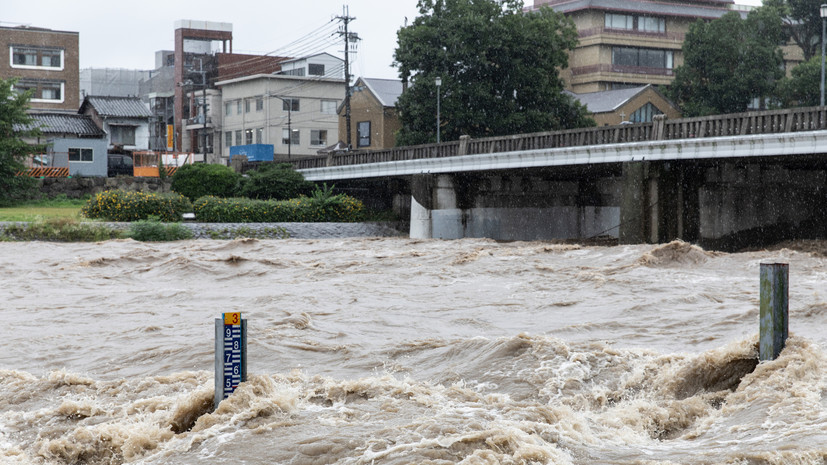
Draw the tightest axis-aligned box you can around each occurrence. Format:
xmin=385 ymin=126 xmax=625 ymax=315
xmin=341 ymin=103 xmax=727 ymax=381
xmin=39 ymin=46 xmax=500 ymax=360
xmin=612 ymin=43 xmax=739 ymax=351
xmin=1 ymin=237 xmax=826 ymax=464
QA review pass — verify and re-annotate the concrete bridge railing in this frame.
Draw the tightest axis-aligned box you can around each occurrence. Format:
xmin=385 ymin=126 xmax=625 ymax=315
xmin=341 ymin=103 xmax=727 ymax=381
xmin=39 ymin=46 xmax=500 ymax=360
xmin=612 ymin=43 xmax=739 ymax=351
xmin=290 ymin=106 xmax=827 ymax=170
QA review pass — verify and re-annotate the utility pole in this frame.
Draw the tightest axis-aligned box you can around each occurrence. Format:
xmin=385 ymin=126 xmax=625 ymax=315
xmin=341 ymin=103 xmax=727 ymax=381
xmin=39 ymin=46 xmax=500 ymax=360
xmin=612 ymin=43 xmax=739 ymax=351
xmin=336 ymin=6 xmax=359 ymax=150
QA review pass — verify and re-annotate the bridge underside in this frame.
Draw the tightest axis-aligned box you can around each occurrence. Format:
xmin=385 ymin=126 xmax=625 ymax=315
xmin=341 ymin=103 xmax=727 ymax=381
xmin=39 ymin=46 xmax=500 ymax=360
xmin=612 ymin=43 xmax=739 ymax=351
xmin=332 ymin=155 xmax=827 ymax=251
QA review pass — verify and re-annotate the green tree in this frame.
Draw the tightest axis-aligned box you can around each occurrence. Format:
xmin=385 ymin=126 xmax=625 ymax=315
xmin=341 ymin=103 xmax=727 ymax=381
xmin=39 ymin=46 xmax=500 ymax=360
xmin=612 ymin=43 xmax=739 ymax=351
xmin=239 ymin=162 xmax=314 ymax=200
xmin=393 ymin=0 xmax=593 ymax=146
xmin=776 ymin=55 xmax=821 ymax=107
xmin=170 ymin=163 xmax=242 ymax=201
xmin=765 ymin=0 xmax=823 ymax=61
xmin=0 ymin=78 xmax=40 ymax=203
xmin=668 ymin=8 xmax=785 ymax=116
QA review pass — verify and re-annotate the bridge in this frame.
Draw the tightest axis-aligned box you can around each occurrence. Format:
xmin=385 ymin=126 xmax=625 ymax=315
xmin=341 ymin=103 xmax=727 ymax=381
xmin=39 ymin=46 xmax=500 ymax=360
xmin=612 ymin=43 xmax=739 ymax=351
xmin=291 ymin=107 xmax=827 ymax=250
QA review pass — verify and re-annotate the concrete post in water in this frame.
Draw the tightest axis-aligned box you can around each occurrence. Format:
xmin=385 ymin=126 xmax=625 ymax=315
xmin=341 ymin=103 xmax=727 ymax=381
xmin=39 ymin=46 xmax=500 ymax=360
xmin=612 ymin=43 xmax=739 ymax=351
xmin=215 ymin=312 xmax=247 ymax=410
xmin=759 ymin=263 xmax=788 ymax=361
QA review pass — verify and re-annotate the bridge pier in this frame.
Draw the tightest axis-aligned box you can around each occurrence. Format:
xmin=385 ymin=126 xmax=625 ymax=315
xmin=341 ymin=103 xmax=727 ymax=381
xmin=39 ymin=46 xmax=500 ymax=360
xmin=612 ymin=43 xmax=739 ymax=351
xmin=409 ymin=170 xmax=622 ymax=241
xmin=619 ymin=161 xmax=701 ymax=245
xmin=411 ymin=174 xmax=467 ymax=239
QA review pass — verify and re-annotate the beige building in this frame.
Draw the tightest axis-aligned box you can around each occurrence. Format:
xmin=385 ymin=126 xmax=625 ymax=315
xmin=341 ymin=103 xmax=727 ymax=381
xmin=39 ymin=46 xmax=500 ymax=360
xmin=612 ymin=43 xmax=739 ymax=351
xmin=0 ymin=24 xmax=80 ymax=111
xmin=528 ymin=0 xmax=804 ymax=94
xmin=216 ymin=74 xmax=344 ymax=160
xmin=340 ymin=77 xmax=403 ymax=150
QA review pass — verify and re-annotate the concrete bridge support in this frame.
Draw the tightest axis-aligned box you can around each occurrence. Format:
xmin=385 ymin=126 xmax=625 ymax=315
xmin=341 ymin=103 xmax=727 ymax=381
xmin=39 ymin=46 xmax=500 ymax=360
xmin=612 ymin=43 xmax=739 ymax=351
xmin=619 ymin=161 xmax=701 ymax=245
xmin=409 ymin=171 xmax=621 ymax=241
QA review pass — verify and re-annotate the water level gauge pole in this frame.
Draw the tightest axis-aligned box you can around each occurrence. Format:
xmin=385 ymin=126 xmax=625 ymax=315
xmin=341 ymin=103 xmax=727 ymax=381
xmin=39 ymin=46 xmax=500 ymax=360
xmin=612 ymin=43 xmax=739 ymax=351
xmin=215 ymin=312 xmax=247 ymax=410
xmin=759 ymin=263 xmax=788 ymax=361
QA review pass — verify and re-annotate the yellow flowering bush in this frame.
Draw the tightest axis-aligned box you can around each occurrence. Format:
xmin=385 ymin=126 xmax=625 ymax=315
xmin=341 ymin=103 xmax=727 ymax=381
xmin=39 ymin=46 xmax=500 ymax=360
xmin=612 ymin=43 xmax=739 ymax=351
xmin=81 ymin=190 xmax=193 ymax=222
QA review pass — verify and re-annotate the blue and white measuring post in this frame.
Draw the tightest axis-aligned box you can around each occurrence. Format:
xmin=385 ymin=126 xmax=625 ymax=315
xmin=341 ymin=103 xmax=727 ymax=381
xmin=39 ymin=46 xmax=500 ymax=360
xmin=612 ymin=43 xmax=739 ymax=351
xmin=214 ymin=312 xmax=247 ymax=410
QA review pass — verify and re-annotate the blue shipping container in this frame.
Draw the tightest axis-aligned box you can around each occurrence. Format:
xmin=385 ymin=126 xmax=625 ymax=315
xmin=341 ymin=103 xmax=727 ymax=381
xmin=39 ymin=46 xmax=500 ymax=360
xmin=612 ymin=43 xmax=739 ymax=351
xmin=229 ymin=144 xmax=274 ymax=162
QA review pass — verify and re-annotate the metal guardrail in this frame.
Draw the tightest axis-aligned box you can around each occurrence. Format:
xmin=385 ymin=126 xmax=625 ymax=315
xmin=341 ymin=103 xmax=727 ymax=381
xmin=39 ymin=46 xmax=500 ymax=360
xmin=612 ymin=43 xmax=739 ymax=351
xmin=291 ymin=106 xmax=827 ymax=170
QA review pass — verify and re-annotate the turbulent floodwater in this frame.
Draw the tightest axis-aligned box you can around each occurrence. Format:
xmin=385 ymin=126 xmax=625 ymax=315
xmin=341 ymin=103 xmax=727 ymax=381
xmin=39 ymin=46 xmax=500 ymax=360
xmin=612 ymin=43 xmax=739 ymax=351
xmin=1 ymin=237 xmax=826 ymax=464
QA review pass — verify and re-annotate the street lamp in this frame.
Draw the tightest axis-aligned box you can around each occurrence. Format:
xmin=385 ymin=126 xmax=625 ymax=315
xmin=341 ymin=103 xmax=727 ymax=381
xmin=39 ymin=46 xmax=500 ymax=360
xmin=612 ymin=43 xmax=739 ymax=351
xmin=435 ymin=76 xmax=442 ymax=144
xmin=821 ymin=4 xmax=827 ymax=106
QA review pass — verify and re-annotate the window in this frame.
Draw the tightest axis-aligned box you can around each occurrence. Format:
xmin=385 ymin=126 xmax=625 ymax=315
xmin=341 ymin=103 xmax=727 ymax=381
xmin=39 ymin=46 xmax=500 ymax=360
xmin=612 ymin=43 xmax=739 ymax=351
xmin=225 ymin=102 xmax=232 ymax=116
xmin=256 ymin=97 xmax=264 ymax=111
xmin=282 ymin=128 xmax=300 ymax=145
xmin=225 ymin=131 xmax=233 ymax=148
xmin=311 ymin=130 xmax=327 ymax=146
xmin=612 ymin=47 xmax=673 ymax=70
xmin=357 ymin=121 xmax=371 ymax=147
xmin=10 ymin=46 xmax=63 ymax=69
xmin=235 ymin=130 xmax=242 ymax=146
xmin=629 ymin=103 xmax=663 ymax=123
xmin=605 ymin=13 xmax=634 ymax=30
xmin=244 ymin=99 xmax=251 ymax=113
xmin=308 ymin=63 xmax=325 ymax=76
xmin=236 ymin=101 xmax=242 ymax=115
xmin=245 ymin=128 xmax=253 ymax=145
xmin=255 ymin=127 xmax=263 ymax=144
xmin=41 ymin=49 xmax=62 ymax=68
xmin=68 ymin=148 xmax=93 ymax=162
xmin=110 ymin=126 xmax=136 ymax=146
xmin=321 ymin=100 xmax=337 ymax=115
xmin=15 ymin=80 xmax=64 ymax=102
xmin=640 ymin=17 xmax=665 ymax=34
xmin=282 ymin=98 xmax=300 ymax=112
xmin=605 ymin=13 xmax=664 ymax=34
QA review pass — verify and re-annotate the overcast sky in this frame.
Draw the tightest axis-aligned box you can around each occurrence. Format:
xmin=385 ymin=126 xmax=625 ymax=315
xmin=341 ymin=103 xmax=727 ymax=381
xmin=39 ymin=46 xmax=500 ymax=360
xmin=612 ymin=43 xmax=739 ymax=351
xmin=3 ymin=0 xmax=762 ymax=80
xmin=2 ymin=0 xmax=422 ymax=80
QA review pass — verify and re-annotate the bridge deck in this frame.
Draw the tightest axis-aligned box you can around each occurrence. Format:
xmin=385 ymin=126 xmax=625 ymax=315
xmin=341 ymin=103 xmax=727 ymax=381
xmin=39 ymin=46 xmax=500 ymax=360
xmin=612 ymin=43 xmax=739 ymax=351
xmin=293 ymin=106 xmax=827 ymax=175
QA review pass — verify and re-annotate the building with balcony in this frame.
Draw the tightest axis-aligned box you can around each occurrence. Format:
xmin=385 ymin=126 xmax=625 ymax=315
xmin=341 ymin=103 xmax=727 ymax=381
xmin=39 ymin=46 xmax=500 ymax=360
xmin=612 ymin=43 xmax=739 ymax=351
xmin=0 ymin=24 xmax=80 ymax=111
xmin=529 ymin=1 xmax=803 ymax=94
xmin=172 ymin=20 xmax=290 ymax=160
xmin=216 ymin=73 xmax=344 ymax=160
xmin=528 ymin=0 xmax=738 ymax=93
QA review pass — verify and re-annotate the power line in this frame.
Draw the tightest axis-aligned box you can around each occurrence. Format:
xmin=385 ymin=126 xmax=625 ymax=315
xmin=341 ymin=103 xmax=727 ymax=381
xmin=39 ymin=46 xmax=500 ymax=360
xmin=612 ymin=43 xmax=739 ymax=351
xmin=335 ymin=5 xmax=360 ymax=149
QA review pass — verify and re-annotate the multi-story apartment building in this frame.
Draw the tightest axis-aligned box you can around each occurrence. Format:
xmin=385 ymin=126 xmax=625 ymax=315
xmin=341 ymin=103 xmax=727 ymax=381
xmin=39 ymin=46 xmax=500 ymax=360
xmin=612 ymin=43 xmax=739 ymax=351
xmin=216 ymin=74 xmax=344 ymax=160
xmin=528 ymin=0 xmax=741 ymax=93
xmin=530 ymin=1 xmax=803 ymax=94
xmin=0 ymin=24 xmax=80 ymax=111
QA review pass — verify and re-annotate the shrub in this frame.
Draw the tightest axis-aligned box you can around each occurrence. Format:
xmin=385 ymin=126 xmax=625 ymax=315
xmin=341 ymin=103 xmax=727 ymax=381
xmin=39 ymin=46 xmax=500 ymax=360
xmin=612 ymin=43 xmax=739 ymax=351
xmin=239 ymin=163 xmax=313 ymax=200
xmin=0 ymin=218 xmax=123 ymax=242
xmin=171 ymin=163 xmax=241 ymax=200
xmin=193 ymin=193 xmax=365 ymax=223
xmin=127 ymin=220 xmax=193 ymax=241
xmin=81 ymin=190 xmax=193 ymax=222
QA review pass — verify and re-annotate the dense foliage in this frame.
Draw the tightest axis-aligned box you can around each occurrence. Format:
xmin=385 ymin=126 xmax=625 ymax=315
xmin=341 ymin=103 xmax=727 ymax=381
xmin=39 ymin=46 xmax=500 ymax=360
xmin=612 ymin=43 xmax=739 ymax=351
xmin=239 ymin=162 xmax=314 ymax=200
xmin=667 ymin=9 xmax=785 ymax=117
xmin=193 ymin=191 xmax=365 ymax=223
xmin=170 ymin=163 xmax=241 ymax=200
xmin=0 ymin=78 xmax=41 ymax=204
xmin=126 ymin=220 xmax=193 ymax=241
xmin=81 ymin=190 xmax=193 ymax=222
xmin=766 ymin=0 xmax=824 ymax=61
xmin=0 ymin=218 xmax=122 ymax=242
xmin=776 ymin=55 xmax=822 ymax=107
xmin=393 ymin=0 xmax=593 ymax=145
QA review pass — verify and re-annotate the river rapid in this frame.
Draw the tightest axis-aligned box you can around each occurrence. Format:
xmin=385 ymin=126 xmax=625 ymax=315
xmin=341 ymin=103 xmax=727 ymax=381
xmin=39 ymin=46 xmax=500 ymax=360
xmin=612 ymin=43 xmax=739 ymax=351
xmin=1 ymin=237 xmax=826 ymax=464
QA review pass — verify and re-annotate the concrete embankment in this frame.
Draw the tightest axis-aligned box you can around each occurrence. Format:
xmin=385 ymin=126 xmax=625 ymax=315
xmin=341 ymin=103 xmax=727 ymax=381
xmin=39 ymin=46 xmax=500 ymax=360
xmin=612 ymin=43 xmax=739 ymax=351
xmin=0 ymin=222 xmax=406 ymax=240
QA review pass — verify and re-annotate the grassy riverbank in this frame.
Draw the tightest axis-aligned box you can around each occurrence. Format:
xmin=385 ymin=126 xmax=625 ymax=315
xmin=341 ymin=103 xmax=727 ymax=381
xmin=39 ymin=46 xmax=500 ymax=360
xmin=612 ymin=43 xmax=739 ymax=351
xmin=0 ymin=197 xmax=85 ymax=222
